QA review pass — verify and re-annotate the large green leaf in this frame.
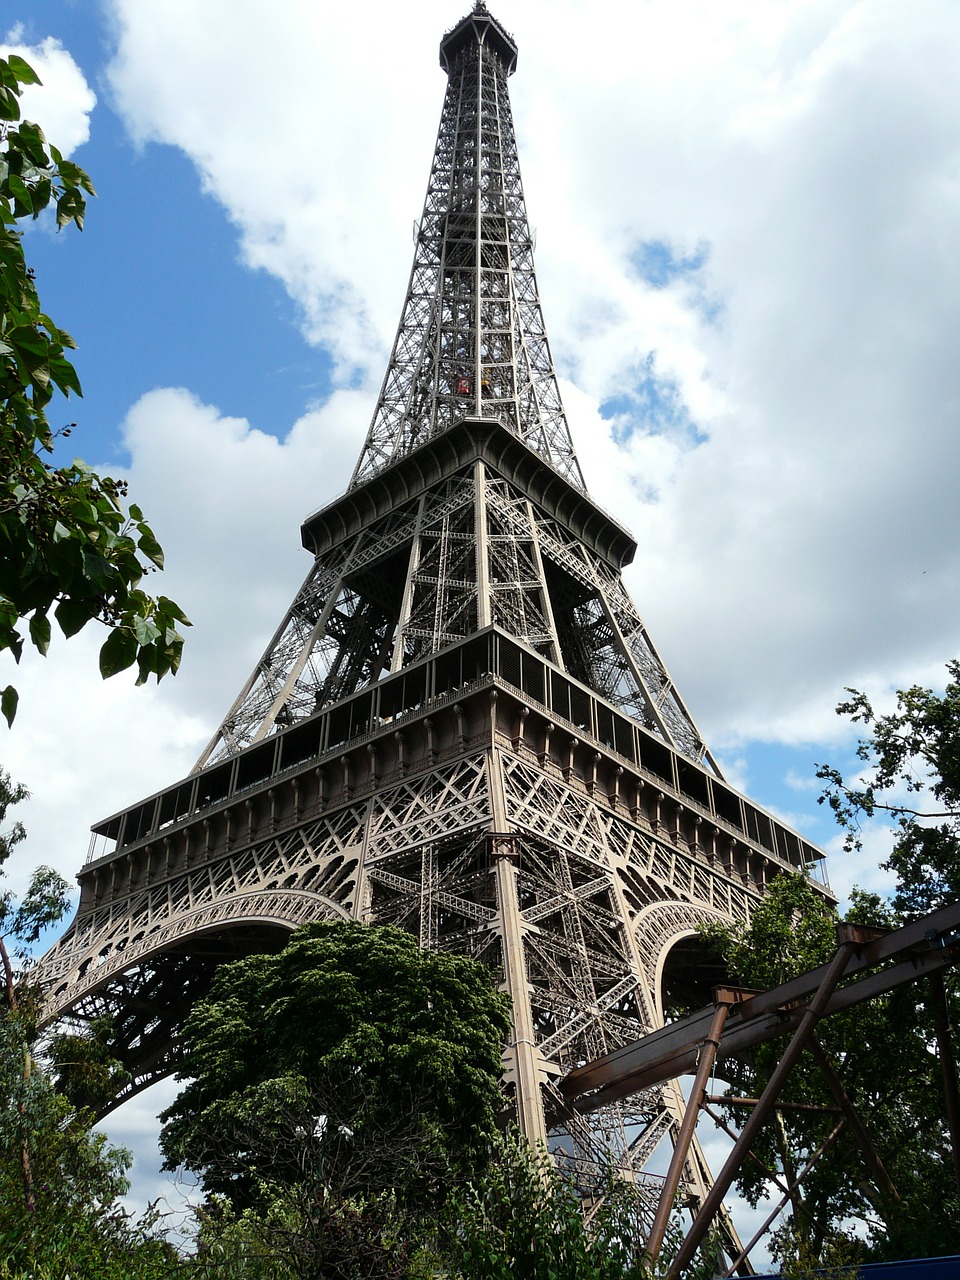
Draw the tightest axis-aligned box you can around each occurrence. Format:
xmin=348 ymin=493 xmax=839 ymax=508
xmin=1 ymin=684 xmax=18 ymax=728
xmin=54 ymin=596 xmax=95 ymax=638
xmin=6 ymin=54 xmax=42 ymax=86
xmin=28 ymin=610 xmax=51 ymax=656
xmin=98 ymin=627 xmax=137 ymax=678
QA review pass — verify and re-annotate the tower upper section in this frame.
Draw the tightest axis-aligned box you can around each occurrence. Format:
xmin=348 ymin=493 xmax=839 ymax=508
xmin=439 ymin=3 xmax=518 ymax=76
xmin=350 ymin=3 xmax=584 ymax=491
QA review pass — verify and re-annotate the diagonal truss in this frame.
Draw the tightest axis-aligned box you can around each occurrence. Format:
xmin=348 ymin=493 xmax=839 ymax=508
xmin=198 ymin=459 xmax=715 ymax=771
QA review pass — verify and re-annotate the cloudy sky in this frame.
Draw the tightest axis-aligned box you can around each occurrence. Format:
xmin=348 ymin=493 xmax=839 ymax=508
xmin=4 ymin=0 xmax=959 ymax=1247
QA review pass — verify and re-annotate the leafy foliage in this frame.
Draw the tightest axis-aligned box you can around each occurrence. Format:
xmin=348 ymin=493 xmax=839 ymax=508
xmin=0 ymin=774 xmax=172 ymax=1278
xmin=816 ymin=660 xmax=960 ymax=916
xmin=0 ymin=1012 xmax=174 ymax=1280
xmin=0 ymin=767 xmax=70 ymax=1019
xmin=441 ymin=1134 xmax=722 ymax=1280
xmin=701 ymin=874 xmax=960 ymax=1263
xmin=160 ymin=921 xmax=512 ymax=1212
xmin=185 ymin=1131 xmax=721 ymax=1280
xmin=0 ymin=53 xmax=188 ymax=726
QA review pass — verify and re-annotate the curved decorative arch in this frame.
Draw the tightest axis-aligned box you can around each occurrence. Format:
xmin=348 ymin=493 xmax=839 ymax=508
xmin=632 ymin=899 xmax=731 ymax=1026
xmin=39 ymin=888 xmax=348 ymax=1027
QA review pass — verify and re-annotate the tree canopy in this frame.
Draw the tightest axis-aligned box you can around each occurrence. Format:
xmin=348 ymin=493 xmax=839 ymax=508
xmin=816 ymin=659 xmax=960 ymax=917
xmin=159 ymin=921 xmax=513 ymax=1211
xmin=701 ymin=663 xmax=960 ymax=1266
xmin=702 ymin=874 xmax=960 ymax=1264
xmin=0 ymin=769 xmax=174 ymax=1279
xmin=0 ymin=53 xmax=187 ymax=727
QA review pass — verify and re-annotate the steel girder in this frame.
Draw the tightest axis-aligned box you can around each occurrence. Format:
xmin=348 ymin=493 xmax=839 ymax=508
xmin=41 ymin=697 xmax=759 ymax=1215
xmin=351 ymin=13 xmax=582 ymax=491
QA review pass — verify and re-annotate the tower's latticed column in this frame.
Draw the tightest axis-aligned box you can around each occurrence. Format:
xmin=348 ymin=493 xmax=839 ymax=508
xmin=38 ymin=2 xmax=832 ymax=1250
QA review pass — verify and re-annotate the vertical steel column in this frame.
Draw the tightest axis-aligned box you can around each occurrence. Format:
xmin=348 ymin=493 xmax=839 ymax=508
xmin=488 ymin=747 xmax=547 ymax=1147
xmin=492 ymin=844 xmax=548 ymax=1146
xmin=475 ymin=460 xmax=492 ymax=628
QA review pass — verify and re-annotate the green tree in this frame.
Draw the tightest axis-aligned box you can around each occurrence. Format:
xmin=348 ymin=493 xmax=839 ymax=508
xmin=0 ymin=1013 xmax=176 ymax=1280
xmin=440 ymin=1134 xmax=721 ymax=1280
xmin=161 ymin=921 xmax=514 ymax=1218
xmin=0 ymin=53 xmax=188 ymax=727
xmin=701 ymin=874 xmax=960 ymax=1264
xmin=0 ymin=772 xmax=174 ymax=1278
xmin=816 ymin=659 xmax=960 ymax=917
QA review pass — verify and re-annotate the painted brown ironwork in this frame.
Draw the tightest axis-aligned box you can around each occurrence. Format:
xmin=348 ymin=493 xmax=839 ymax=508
xmin=559 ymin=903 xmax=960 ymax=1270
xmin=38 ymin=2 xmax=833 ymax=1259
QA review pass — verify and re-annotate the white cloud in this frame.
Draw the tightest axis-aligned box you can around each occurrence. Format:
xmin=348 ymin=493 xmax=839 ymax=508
xmin=821 ymin=825 xmax=899 ymax=908
xmin=96 ymin=0 xmax=960 ymax=759
xmin=0 ymin=387 xmax=366 ymax=901
xmin=110 ymin=386 xmax=366 ymax=724
xmin=0 ymin=34 xmax=95 ymax=154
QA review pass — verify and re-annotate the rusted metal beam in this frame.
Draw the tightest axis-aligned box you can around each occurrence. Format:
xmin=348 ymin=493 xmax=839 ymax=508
xmin=665 ymin=939 xmax=858 ymax=1279
xmin=706 ymin=1094 xmax=841 ymax=1114
xmin=808 ymin=1036 xmax=900 ymax=1208
xmin=719 ymin=1119 xmax=846 ymax=1279
xmin=645 ymin=997 xmax=733 ymax=1266
xmin=702 ymin=1100 xmax=827 ymax=1210
xmin=563 ymin=901 xmax=960 ymax=1112
xmin=928 ymin=968 xmax=960 ymax=1198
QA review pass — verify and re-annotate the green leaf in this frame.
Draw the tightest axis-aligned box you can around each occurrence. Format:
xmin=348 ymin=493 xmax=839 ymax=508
xmin=0 ymin=85 xmax=21 ymax=122
xmin=6 ymin=55 xmax=41 ymax=87
xmin=132 ymin=614 xmax=161 ymax=646
xmin=56 ymin=187 xmax=85 ymax=231
xmin=7 ymin=173 xmax=34 ymax=214
xmin=29 ymin=610 xmax=51 ymax=655
xmin=158 ymin=596 xmax=192 ymax=626
xmin=8 ymin=324 xmax=48 ymax=358
xmin=14 ymin=120 xmax=48 ymax=166
xmin=54 ymin=596 xmax=95 ymax=638
xmin=137 ymin=526 xmax=164 ymax=569
xmin=70 ymin=498 xmax=99 ymax=527
xmin=57 ymin=158 xmax=85 ymax=189
xmin=99 ymin=627 xmax=138 ymax=678
xmin=1 ymin=684 xmax=18 ymax=728
xmin=48 ymin=353 xmax=82 ymax=397
xmin=81 ymin=549 xmax=113 ymax=591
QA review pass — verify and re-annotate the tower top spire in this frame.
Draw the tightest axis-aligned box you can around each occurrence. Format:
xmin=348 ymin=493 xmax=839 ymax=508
xmin=440 ymin=2 xmax=518 ymax=75
xmin=352 ymin=0 xmax=581 ymax=490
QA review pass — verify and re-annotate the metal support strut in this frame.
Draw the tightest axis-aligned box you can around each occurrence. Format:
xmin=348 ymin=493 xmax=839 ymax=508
xmin=666 ymin=935 xmax=857 ymax=1278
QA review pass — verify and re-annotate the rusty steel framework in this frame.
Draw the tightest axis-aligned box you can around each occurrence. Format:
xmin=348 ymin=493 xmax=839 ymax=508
xmin=559 ymin=900 xmax=960 ymax=1273
xmin=39 ymin=2 xmax=831 ymax=1254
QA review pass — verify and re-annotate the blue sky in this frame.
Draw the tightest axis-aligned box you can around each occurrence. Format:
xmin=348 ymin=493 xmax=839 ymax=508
xmin=4 ymin=0 xmax=960 ymax=1252
xmin=16 ymin=7 xmax=326 ymax=457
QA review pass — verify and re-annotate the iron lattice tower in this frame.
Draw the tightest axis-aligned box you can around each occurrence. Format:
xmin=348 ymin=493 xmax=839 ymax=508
xmin=40 ymin=3 xmax=828 ymax=1240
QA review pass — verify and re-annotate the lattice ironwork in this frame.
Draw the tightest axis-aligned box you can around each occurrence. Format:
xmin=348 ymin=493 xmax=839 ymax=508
xmin=351 ymin=8 xmax=582 ymax=491
xmin=37 ymin=6 xmax=834 ymax=1265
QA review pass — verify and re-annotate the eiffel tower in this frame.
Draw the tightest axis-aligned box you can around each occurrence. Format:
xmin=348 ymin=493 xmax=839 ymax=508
xmin=39 ymin=1 xmax=827 ymax=1238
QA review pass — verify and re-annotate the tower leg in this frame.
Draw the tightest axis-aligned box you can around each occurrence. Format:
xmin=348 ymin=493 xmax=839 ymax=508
xmin=493 ymin=842 xmax=548 ymax=1147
